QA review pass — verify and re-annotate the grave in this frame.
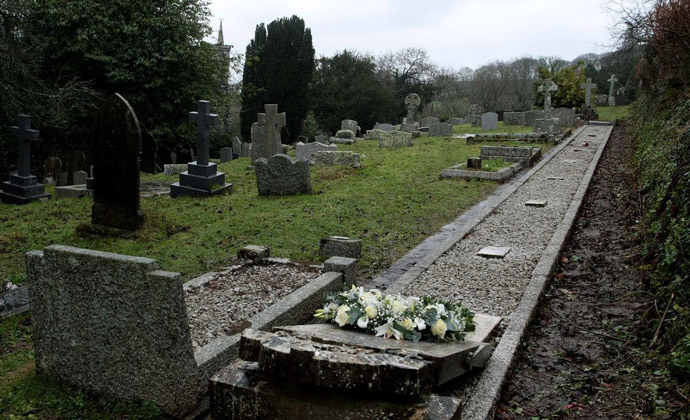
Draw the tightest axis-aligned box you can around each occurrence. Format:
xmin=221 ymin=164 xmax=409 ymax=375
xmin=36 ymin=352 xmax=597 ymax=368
xmin=524 ymin=110 xmax=545 ymax=126
xmin=141 ymin=132 xmax=158 ymax=173
xmin=553 ymin=107 xmax=576 ymax=127
xmin=328 ymin=136 xmax=355 ymax=145
xmin=319 ymin=236 xmax=362 ymax=259
xmin=480 ymin=146 xmax=542 ymax=166
xmin=57 ymin=151 xmax=87 ymax=186
xmin=170 ymin=100 xmax=232 ymax=198
xmin=477 ymin=246 xmax=511 ymax=259
xmin=468 ymin=104 xmax=482 ymax=126
xmin=241 ymin=142 xmax=252 ymax=157
xmin=378 ymin=131 xmax=413 ymax=148
xmin=404 ymin=93 xmax=421 ymax=123
xmin=373 ymin=123 xmax=396 ymax=132
xmin=220 ymin=147 xmax=233 ymax=163
xmin=43 ymin=156 xmax=62 ymax=184
xmin=232 ymin=136 xmax=242 ymax=157
xmin=503 ymin=111 xmax=526 ymax=126
xmin=428 ymin=122 xmax=452 ymax=137
xmin=334 ymin=129 xmax=355 ymax=139
xmin=295 ymin=141 xmax=337 ymax=162
xmin=421 ymin=116 xmax=440 ymax=127
xmin=91 ymin=94 xmax=143 ymax=230
xmin=315 ymin=134 xmax=329 ymax=143
xmin=250 ymin=104 xmax=285 ymax=164
xmin=534 ymin=79 xmax=561 ymax=136
xmin=311 ymin=151 xmax=361 ymax=168
xmin=607 ymin=74 xmax=618 ymax=106
xmin=581 ymin=77 xmax=597 ymax=107
xmin=255 ymin=154 xmax=311 ymax=196
xmin=1 ymin=114 xmax=52 ymax=204
xmin=447 ymin=117 xmax=464 ymax=125
xmin=481 ymin=112 xmax=498 ymax=131
xmin=340 ymin=119 xmax=358 ymax=136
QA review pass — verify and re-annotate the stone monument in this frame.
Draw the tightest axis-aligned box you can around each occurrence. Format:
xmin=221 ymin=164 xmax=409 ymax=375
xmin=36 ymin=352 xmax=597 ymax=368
xmin=607 ymin=74 xmax=618 ymax=107
xmin=404 ymin=93 xmax=421 ymax=124
xmin=255 ymin=154 xmax=311 ymax=196
xmin=0 ymin=114 xmax=52 ymax=204
xmin=534 ymin=80 xmax=561 ymax=135
xmin=581 ymin=77 xmax=597 ymax=107
xmin=250 ymin=104 xmax=285 ymax=164
xmin=481 ymin=112 xmax=498 ymax=131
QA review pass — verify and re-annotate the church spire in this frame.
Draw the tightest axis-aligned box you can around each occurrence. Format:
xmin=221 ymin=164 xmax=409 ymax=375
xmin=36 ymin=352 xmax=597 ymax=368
xmin=217 ymin=20 xmax=224 ymax=46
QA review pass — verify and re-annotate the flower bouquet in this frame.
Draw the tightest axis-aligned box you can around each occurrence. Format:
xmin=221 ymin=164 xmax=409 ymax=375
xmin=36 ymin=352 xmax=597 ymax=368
xmin=314 ymin=285 xmax=475 ymax=342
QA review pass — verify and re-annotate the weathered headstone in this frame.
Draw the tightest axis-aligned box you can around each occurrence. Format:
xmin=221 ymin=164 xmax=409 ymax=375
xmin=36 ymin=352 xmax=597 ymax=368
xmin=0 ymin=114 xmax=52 ymax=204
xmin=428 ymin=122 xmax=452 ymax=137
xmin=373 ymin=123 xmax=395 ymax=132
xmin=553 ymin=108 xmax=576 ymax=127
xmin=468 ymin=104 xmax=482 ymax=126
xmin=141 ymin=132 xmax=158 ymax=173
xmin=58 ymin=151 xmax=87 ymax=186
xmin=467 ymin=157 xmax=482 ymax=169
xmin=340 ymin=120 xmax=358 ymax=136
xmin=607 ymin=74 xmax=618 ymax=106
xmin=250 ymin=104 xmax=285 ymax=164
xmin=311 ymin=151 xmax=361 ymax=168
xmin=524 ymin=110 xmax=545 ymax=126
xmin=538 ymin=79 xmax=558 ymax=118
xmin=232 ymin=136 xmax=242 ymax=156
xmin=255 ymin=154 xmax=311 ymax=196
xmin=220 ymin=147 xmax=233 ymax=163
xmin=447 ymin=117 xmax=464 ymax=125
xmin=404 ymin=93 xmax=421 ymax=123
xmin=503 ymin=112 xmax=525 ymax=126
xmin=335 ymin=129 xmax=355 ymax=139
xmin=481 ymin=112 xmax=498 ymax=131
xmin=43 ymin=156 xmax=62 ymax=184
xmin=171 ymin=100 xmax=231 ymax=197
xmin=421 ymin=116 xmax=440 ymax=127
xmin=170 ymin=151 xmax=178 ymax=164
xmin=164 ymin=164 xmax=188 ymax=176
xmin=73 ymin=171 xmax=88 ymax=185
xmin=241 ymin=142 xmax=252 ymax=158
xmin=581 ymin=77 xmax=597 ymax=107
xmin=295 ymin=141 xmax=337 ymax=162
xmin=315 ymin=134 xmax=329 ymax=143
xmin=91 ymin=94 xmax=143 ymax=230
xmin=378 ymin=131 xmax=413 ymax=148
xmin=319 ymin=236 xmax=362 ymax=259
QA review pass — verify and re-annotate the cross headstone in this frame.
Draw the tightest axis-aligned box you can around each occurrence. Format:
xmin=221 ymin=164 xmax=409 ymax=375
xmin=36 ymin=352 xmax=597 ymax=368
xmin=538 ymin=79 xmax=558 ymax=118
xmin=607 ymin=74 xmax=618 ymax=106
xmin=581 ymin=77 xmax=597 ymax=107
xmin=250 ymin=104 xmax=286 ymax=164
xmin=0 ymin=114 xmax=52 ymax=204
xmin=91 ymin=93 xmax=143 ymax=230
xmin=404 ymin=93 xmax=421 ymax=123
xmin=189 ymin=101 xmax=218 ymax=165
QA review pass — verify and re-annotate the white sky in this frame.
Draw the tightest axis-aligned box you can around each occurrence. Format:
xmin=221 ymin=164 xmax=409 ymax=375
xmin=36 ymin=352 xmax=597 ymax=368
xmin=208 ymin=0 xmax=619 ymax=70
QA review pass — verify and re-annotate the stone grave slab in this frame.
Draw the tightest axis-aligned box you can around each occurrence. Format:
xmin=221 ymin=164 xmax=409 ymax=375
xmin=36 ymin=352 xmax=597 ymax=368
xmin=373 ymin=123 xmax=395 ymax=132
xmin=477 ymin=246 xmax=511 ymax=259
xmin=525 ymin=200 xmax=548 ymax=207
xmin=312 ymin=151 xmax=361 ymax=168
xmin=295 ymin=141 xmax=337 ymax=162
xmin=0 ymin=285 xmax=30 ymax=320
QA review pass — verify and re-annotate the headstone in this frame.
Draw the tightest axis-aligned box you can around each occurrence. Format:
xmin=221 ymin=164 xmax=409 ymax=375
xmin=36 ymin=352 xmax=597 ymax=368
xmin=340 ymin=120 xmax=358 ymax=136
xmin=538 ymin=79 xmax=558 ymax=118
xmin=58 ymin=151 xmax=87 ymax=186
xmin=421 ymin=116 xmax=440 ymax=127
xmin=468 ymin=104 xmax=482 ymax=126
xmin=552 ymin=108 xmax=576 ymax=127
xmin=404 ymin=93 xmax=421 ymax=123
xmin=373 ymin=123 xmax=395 ymax=132
xmin=43 ymin=156 xmax=62 ymax=184
xmin=447 ymin=117 xmax=464 ymax=125
xmin=73 ymin=170 xmax=88 ymax=185
xmin=335 ymin=129 xmax=355 ymax=139
xmin=250 ymin=104 xmax=285 ymax=164
xmin=0 ymin=114 xmax=52 ymax=204
xmin=524 ymin=110 xmax=545 ymax=126
xmin=220 ymin=147 xmax=233 ymax=163
xmin=255 ymin=154 xmax=311 ymax=196
xmin=378 ymin=131 xmax=413 ymax=148
xmin=607 ymin=74 xmax=618 ymax=106
xmin=311 ymin=151 xmax=362 ymax=168
xmin=241 ymin=142 xmax=252 ymax=158
xmin=91 ymin=94 xmax=143 ymax=230
xmin=27 ymin=245 xmax=203 ymax=417
xmin=315 ymin=134 xmax=329 ymax=143
xmin=467 ymin=157 xmax=482 ymax=169
xmin=481 ymin=112 xmax=498 ymax=131
xmin=141 ymin=132 xmax=158 ymax=173
xmin=503 ymin=112 xmax=525 ymax=126
xmin=232 ymin=136 xmax=242 ymax=156
xmin=170 ymin=151 xmax=178 ymax=164
xmin=295 ymin=141 xmax=337 ymax=162
xmin=428 ymin=122 xmax=452 ymax=137
xmin=319 ymin=236 xmax=362 ymax=259
xmin=581 ymin=78 xmax=597 ymax=107
xmin=399 ymin=122 xmax=417 ymax=133
xmin=171 ymin=100 xmax=232 ymax=198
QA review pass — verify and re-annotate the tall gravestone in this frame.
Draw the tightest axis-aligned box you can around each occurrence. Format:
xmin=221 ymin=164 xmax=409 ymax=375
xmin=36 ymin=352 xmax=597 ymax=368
xmin=581 ymin=77 xmax=597 ymax=107
xmin=91 ymin=94 xmax=144 ymax=230
xmin=171 ymin=100 xmax=232 ymax=197
xmin=141 ymin=132 xmax=159 ymax=173
xmin=250 ymin=104 xmax=285 ymax=164
xmin=341 ymin=119 xmax=358 ymax=136
xmin=232 ymin=136 xmax=242 ymax=157
xmin=535 ymin=80 xmax=561 ymax=135
xmin=607 ymin=74 xmax=618 ymax=106
xmin=404 ymin=93 xmax=421 ymax=123
xmin=0 ymin=114 xmax=52 ymax=204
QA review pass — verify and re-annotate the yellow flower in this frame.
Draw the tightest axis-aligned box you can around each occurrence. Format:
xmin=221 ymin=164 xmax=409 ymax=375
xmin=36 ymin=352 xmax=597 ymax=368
xmin=400 ymin=317 xmax=415 ymax=330
xmin=431 ymin=319 xmax=447 ymax=338
xmin=365 ymin=305 xmax=378 ymax=319
xmin=335 ymin=305 xmax=351 ymax=327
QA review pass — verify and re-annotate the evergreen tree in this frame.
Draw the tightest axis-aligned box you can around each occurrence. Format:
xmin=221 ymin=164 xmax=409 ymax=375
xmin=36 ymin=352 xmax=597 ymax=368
xmin=239 ymin=24 xmax=267 ymax=141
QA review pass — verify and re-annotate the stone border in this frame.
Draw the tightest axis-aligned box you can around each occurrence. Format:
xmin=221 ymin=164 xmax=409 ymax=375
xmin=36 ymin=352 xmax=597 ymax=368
xmin=440 ymin=162 xmax=523 ymax=183
xmin=383 ymin=125 xmax=587 ymax=294
xmin=461 ymin=125 xmax=614 ymax=420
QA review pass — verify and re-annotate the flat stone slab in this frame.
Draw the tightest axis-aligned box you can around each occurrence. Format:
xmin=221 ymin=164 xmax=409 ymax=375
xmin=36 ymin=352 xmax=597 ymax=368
xmin=477 ymin=246 xmax=511 ymax=259
xmin=525 ymin=200 xmax=548 ymax=207
xmin=0 ymin=285 xmax=30 ymax=320
xmin=546 ymin=176 xmax=566 ymax=180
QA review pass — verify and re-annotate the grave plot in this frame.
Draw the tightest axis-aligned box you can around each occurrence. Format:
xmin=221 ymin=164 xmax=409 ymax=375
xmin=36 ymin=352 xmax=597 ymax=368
xmin=440 ymin=146 xmax=542 ymax=183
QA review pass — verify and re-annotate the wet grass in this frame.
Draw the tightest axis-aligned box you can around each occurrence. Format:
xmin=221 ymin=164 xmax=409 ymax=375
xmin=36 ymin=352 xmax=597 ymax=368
xmin=595 ymin=105 xmax=630 ymax=121
xmin=452 ymin=122 xmax=534 ymax=135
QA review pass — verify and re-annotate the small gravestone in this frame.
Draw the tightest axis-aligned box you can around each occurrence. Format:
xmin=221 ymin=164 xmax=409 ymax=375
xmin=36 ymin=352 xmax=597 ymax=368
xmin=477 ymin=246 xmax=511 ymax=259
xmin=171 ymin=100 xmax=232 ymax=197
xmin=311 ymin=151 xmax=361 ymax=168
xmin=607 ymin=74 xmax=618 ymax=106
xmin=250 ymin=104 xmax=285 ymax=164
xmin=0 ymin=114 xmax=52 ymax=204
xmin=524 ymin=110 xmax=544 ymax=126
xmin=553 ymin=108 xmax=576 ymax=127
xmin=43 ymin=156 xmax=62 ymax=184
xmin=467 ymin=157 xmax=482 ymax=169
xmin=255 ymin=154 xmax=311 ymax=196
xmin=379 ymin=131 xmax=413 ymax=148
xmin=220 ymin=147 xmax=233 ymax=163
xmin=91 ymin=94 xmax=143 ymax=230
xmin=581 ymin=78 xmax=597 ymax=107
xmin=232 ymin=136 xmax=242 ymax=156
xmin=428 ymin=122 xmax=452 ymax=137
xmin=447 ymin=117 xmax=464 ymax=125
xmin=399 ymin=122 xmax=417 ymax=133
xmin=504 ymin=112 xmax=525 ymax=126
xmin=421 ymin=116 xmax=439 ymax=127
xmin=481 ymin=112 xmax=498 ymax=131
xmin=404 ymin=93 xmax=421 ymax=123
xmin=141 ymin=132 xmax=158 ymax=173
xmin=171 ymin=151 xmax=178 ymax=164
xmin=525 ymin=200 xmax=548 ymax=207
xmin=340 ymin=120 xmax=358 ymax=136
xmin=58 ymin=151 xmax=87 ymax=186
xmin=73 ymin=171 xmax=88 ymax=185
xmin=241 ymin=142 xmax=252 ymax=158
xmin=319 ymin=236 xmax=362 ymax=259
xmin=295 ymin=141 xmax=337 ymax=162
xmin=468 ymin=104 xmax=482 ymax=126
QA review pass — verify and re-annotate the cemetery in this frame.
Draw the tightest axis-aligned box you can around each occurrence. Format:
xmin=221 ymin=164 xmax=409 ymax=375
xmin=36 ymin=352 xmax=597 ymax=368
xmin=1 ymin=1 xmax=689 ymax=419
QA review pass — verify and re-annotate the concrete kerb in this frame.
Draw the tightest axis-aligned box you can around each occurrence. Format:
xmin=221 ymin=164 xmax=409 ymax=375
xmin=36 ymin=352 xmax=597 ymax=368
xmin=460 ymin=124 xmax=614 ymax=420
xmin=383 ymin=125 xmax=587 ymax=294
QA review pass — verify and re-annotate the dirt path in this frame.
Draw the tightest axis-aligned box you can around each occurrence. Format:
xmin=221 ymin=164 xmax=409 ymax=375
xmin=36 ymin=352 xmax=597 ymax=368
xmin=495 ymin=125 xmax=687 ymax=419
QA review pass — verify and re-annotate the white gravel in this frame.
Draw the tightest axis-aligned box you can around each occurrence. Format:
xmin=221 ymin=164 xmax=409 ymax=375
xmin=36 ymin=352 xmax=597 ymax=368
xmin=404 ymin=126 xmax=610 ymax=319
xmin=185 ymin=263 xmax=321 ymax=350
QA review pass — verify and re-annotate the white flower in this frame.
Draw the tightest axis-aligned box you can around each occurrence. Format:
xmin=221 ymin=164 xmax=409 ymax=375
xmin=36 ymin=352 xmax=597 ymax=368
xmin=391 ymin=299 xmax=406 ymax=314
xmin=431 ymin=319 xmax=447 ymax=338
xmin=375 ymin=320 xmax=403 ymax=340
xmin=335 ymin=305 xmax=351 ymax=327
xmin=357 ymin=316 xmax=369 ymax=329
xmin=414 ymin=317 xmax=427 ymax=330
xmin=400 ymin=317 xmax=415 ymax=331
xmin=365 ymin=305 xmax=378 ymax=319
xmin=426 ymin=303 xmax=447 ymax=317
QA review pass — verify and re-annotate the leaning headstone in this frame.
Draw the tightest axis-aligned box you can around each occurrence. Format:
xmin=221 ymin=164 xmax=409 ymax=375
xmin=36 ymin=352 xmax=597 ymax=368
xmin=481 ymin=112 xmax=498 ymax=131
xmin=220 ymin=147 xmax=233 ymax=163
xmin=91 ymin=94 xmax=143 ymax=230
xmin=581 ymin=78 xmax=597 ymax=107
xmin=607 ymin=74 xmax=618 ymax=106
xmin=295 ymin=141 xmax=337 ymax=162
xmin=311 ymin=151 xmax=361 ymax=168
xmin=27 ymin=245 xmax=203 ymax=417
xmin=255 ymin=154 xmax=311 ymax=196
xmin=250 ymin=104 xmax=285 ymax=164
xmin=43 ymin=156 xmax=62 ymax=184
xmin=0 ymin=114 xmax=52 ymax=204
xmin=404 ymin=93 xmax=421 ymax=123
xmin=141 ymin=132 xmax=158 ymax=173
xmin=340 ymin=120 xmax=358 ymax=136
xmin=428 ymin=122 xmax=452 ymax=137
xmin=171 ymin=100 xmax=232 ymax=197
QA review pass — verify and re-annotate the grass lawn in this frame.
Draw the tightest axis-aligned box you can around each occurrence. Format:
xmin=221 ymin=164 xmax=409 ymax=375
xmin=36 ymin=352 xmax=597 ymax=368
xmin=595 ymin=105 xmax=630 ymax=121
xmin=0 ymin=135 xmax=550 ymax=417
xmin=452 ymin=122 xmax=534 ymax=135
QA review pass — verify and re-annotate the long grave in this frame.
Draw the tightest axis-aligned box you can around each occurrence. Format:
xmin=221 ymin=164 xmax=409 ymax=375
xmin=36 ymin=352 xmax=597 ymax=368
xmin=440 ymin=146 xmax=542 ymax=182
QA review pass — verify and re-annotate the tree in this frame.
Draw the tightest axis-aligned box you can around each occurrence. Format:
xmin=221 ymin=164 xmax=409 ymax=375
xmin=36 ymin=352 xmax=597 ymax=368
xmin=535 ymin=62 xmax=586 ymax=108
xmin=240 ymin=15 xmax=315 ymax=143
xmin=471 ymin=61 xmax=509 ymax=112
xmin=310 ymin=50 xmax=395 ymax=133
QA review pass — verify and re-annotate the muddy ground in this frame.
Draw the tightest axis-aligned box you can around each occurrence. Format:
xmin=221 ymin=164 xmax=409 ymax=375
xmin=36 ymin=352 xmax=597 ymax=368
xmin=495 ymin=125 xmax=688 ymax=419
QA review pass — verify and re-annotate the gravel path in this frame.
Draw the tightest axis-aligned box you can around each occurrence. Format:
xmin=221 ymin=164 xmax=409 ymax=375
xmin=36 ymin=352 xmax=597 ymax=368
xmin=185 ymin=263 xmax=320 ymax=350
xmin=404 ymin=126 xmax=611 ymax=319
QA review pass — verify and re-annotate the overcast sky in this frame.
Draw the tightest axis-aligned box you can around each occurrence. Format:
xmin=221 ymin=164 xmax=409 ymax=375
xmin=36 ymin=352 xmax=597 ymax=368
xmin=208 ymin=0 xmax=619 ymax=70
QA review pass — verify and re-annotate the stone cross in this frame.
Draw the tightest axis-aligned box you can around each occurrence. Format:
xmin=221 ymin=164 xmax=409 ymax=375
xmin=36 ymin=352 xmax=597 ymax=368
xmin=258 ymin=104 xmax=286 ymax=143
xmin=10 ymin=115 xmax=40 ymax=177
xmin=250 ymin=104 xmax=286 ymax=163
xmin=581 ymin=78 xmax=597 ymax=107
xmin=404 ymin=93 xmax=421 ymax=122
xmin=607 ymin=74 xmax=618 ymax=96
xmin=188 ymin=100 xmax=218 ymax=166
xmin=538 ymin=80 xmax=558 ymax=118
